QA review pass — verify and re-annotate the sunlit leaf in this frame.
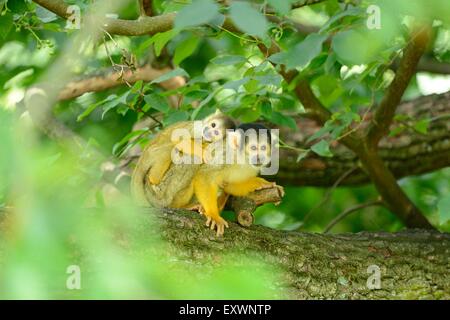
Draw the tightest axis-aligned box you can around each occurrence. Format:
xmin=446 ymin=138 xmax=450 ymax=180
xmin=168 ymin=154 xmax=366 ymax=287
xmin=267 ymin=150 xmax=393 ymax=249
xmin=175 ymin=0 xmax=220 ymax=29
xmin=153 ymin=29 xmax=178 ymax=56
xmin=269 ymin=34 xmax=327 ymax=70
xmin=267 ymin=0 xmax=292 ymax=15
xmin=211 ymin=55 xmax=247 ymax=66
xmin=229 ymin=2 xmax=268 ymax=38
xmin=311 ymin=140 xmax=333 ymax=157
xmin=173 ymin=35 xmax=200 ymax=65
xmin=144 ymin=93 xmax=170 ymax=113
xmin=267 ymin=111 xmax=297 ymax=130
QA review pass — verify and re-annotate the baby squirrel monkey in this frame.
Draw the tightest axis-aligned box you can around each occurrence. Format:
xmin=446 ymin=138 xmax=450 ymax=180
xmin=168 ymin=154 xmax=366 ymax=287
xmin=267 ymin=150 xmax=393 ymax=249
xmin=131 ymin=110 xmax=235 ymax=205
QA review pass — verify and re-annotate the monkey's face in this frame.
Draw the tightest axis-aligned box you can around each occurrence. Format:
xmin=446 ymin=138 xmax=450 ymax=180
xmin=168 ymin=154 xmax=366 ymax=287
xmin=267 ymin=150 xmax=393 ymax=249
xmin=244 ymin=135 xmax=272 ymax=167
xmin=202 ymin=115 xmax=235 ymax=142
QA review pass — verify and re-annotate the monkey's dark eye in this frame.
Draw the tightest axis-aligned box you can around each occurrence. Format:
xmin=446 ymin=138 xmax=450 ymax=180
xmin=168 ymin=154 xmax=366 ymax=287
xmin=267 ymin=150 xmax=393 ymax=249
xmin=211 ymin=122 xmax=216 ymax=128
xmin=261 ymin=145 xmax=266 ymax=151
xmin=251 ymin=145 xmax=257 ymax=151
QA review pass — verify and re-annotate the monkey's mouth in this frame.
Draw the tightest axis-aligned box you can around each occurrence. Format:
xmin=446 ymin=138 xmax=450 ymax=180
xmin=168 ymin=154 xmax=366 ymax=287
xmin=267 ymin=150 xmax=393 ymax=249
xmin=250 ymin=155 xmax=271 ymax=167
xmin=202 ymin=127 xmax=213 ymax=142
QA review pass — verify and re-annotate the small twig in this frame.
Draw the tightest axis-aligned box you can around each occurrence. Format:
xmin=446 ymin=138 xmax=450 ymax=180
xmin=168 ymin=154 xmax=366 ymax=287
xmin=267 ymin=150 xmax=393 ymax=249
xmin=324 ymin=199 xmax=384 ymax=233
xmin=299 ymin=166 xmax=357 ymax=228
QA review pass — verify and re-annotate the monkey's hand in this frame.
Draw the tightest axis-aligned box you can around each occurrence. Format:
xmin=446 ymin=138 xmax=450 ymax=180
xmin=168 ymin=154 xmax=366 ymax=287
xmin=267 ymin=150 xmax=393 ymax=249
xmin=223 ymin=177 xmax=275 ymax=197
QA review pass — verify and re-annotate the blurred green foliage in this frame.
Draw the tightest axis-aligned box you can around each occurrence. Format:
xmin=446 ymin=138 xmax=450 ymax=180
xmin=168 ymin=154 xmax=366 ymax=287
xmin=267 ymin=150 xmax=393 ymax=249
xmin=0 ymin=0 xmax=449 ymax=299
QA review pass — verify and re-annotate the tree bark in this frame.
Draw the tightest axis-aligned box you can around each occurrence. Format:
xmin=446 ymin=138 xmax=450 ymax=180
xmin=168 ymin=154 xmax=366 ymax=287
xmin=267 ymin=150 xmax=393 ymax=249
xmin=275 ymin=92 xmax=450 ymax=186
xmin=149 ymin=208 xmax=450 ymax=299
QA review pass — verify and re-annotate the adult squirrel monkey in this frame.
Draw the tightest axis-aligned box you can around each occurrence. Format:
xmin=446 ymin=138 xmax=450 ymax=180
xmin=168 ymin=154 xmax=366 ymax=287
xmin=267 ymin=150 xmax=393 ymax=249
xmin=131 ymin=109 xmax=235 ymax=205
xmin=191 ymin=123 xmax=275 ymax=236
xmin=139 ymin=123 xmax=276 ymax=236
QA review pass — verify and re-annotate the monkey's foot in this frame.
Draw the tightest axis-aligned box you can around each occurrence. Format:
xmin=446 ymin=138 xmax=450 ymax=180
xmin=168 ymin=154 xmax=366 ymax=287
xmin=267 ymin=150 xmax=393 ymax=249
xmin=184 ymin=203 xmax=204 ymax=213
xmin=205 ymin=216 xmax=229 ymax=236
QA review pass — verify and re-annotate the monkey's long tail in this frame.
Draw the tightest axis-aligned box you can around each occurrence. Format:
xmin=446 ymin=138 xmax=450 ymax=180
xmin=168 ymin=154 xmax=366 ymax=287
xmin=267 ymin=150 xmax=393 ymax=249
xmin=130 ymin=162 xmax=150 ymax=206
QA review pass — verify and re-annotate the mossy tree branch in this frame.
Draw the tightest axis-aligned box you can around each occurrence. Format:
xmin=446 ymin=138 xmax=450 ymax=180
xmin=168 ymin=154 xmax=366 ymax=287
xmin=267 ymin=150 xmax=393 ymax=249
xmin=151 ymin=208 xmax=450 ymax=299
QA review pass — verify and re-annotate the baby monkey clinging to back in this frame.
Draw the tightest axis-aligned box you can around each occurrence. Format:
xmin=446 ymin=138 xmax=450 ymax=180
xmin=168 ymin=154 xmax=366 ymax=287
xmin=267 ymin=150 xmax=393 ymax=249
xmin=131 ymin=109 xmax=236 ymax=205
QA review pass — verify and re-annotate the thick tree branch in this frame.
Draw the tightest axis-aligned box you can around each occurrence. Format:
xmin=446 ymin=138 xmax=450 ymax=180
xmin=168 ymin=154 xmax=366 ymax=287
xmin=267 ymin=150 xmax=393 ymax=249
xmin=33 ymin=0 xmax=176 ymax=36
xmin=276 ymin=92 xmax=450 ymax=186
xmin=149 ymin=208 xmax=450 ymax=299
xmin=367 ymin=27 xmax=431 ymax=147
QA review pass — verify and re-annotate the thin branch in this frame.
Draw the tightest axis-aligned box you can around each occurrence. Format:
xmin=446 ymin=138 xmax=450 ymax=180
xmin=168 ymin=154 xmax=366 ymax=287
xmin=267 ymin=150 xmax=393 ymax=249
xmin=300 ymin=166 xmax=357 ymax=227
xmin=366 ymin=26 xmax=432 ymax=147
xmin=323 ymin=199 xmax=384 ymax=233
xmin=58 ymin=65 xmax=185 ymax=101
xmin=33 ymin=0 xmax=176 ymax=36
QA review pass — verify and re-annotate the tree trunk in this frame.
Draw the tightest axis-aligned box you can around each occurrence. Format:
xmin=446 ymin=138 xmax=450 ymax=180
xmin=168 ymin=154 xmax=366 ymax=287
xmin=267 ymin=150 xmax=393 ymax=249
xmin=149 ymin=208 xmax=450 ymax=299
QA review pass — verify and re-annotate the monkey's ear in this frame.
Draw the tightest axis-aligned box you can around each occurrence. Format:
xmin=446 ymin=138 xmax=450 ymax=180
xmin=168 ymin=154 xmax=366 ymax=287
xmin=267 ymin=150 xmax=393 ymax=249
xmin=227 ymin=131 xmax=242 ymax=150
xmin=214 ymin=109 xmax=223 ymax=116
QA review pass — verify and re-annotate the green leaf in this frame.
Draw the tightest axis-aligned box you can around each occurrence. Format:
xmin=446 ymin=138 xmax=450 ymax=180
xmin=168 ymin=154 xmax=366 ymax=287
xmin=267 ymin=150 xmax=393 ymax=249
xmin=4 ymin=68 xmax=34 ymax=89
xmin=150 ymin=68 xmax=189 ymax=85
xmin=77 ymin=94 xmax=117 ymax=122
xmin=229 ymin=2 xmax=268 ymax=38
xmin=153 ymin=29 xmax=178 ymax=56
xmin=389 ymin=125 xmax=406 ymax=137
xmin=144 ymin=93 xmax=170 ymax=113
xmin=237 ymin=107 xmax=261 ymax=122
xmin=35 ymin=5 xmax=58 ymax=23
xmin=42 ymin=23 xmax=61 ymax=32
xmin=0 ymin=12 xmax=13 ymax=39
xmin=332 ymin=29 xmax=385 ymax=65
xmin=211 ymin=55 xmax=247 ymax=66
xmin=102 ymin=92 xmax=129 ymax=119
xmin=254 ymin=73 xmax=283 ymax=87
xmin=191 ymin=89 xmax=219 ymax=119
xmin=296 ymin=150 xmax=310 ymax=163
xmin=311 ymin=140 xmax=333 ymax=157
xmin=223 ymin=77 xmax=250 ymax=91
xmin=173 ymin=35 xmax=200 ymax=65
xmin=260 ymin=100 xmax=272 ymax=117
xmin=244 ymin=79 xmax=259 ymax=93
xmin=112 ymin=129 xmax=148 ymax=157
xmin=175 ymin=0 xmax=220 ymax=29
xmin=269 ymin=34 xmax=327 ymax=70
xmin=164 ymin=110 xmax=190 ymax=126
xmin=320 ymin=7 xmax=363 ymax=33
xmin=307 ymin=123 xmax=333 ymax=143
xmin=8 ymin=0 xmax=28 ymax=13
xmin=414 ymin=119 xmax=429 ymax=134
xmin=267 ymin=111 xmax=297 ymax=130
xmin=437 ymin=195 xmax=450 ymax=225
xmin=267 ymin=0 xmax=292 ymax=15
